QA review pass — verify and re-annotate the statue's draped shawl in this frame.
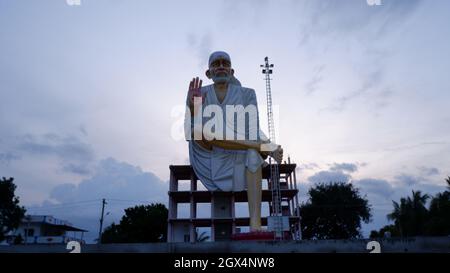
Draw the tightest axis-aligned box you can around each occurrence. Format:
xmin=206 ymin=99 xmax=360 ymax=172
xmin=185 ymin=83 xmax=267 ymax=191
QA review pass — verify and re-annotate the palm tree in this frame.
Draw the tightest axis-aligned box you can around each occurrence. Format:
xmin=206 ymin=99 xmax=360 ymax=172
xmin=427 ymin=190 xmax=450 ymax=235
xmin=426 ymin=177 xmax=450 ymax=235
xmin=195 ymin=228 xmax=210 ymax=242
xmin=387 ymin=190 xmax=429 ymax=237
xmin=387 ymin=197 xmax=407 ymax=237
xmin=409 ymin=190 xmax=429 ymax=210
xmin=410 ymin=190 xmax=429 ymax=235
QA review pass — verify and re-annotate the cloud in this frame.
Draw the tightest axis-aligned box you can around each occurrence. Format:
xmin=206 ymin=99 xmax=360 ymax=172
xmin=49 ymin=157 xmax=167 ymax=204
xmin=48 ymin=183 xmax=77 ymax=203
xmin=394 ymin=173 xmax=421 ymax=187
xmin=320 ymin=60 xmax=393 ymax=114
xmin=27 ymin=157 xmax=169 ymax=243
xmin=305 ymin=65 xmax=325 ymax=95
xmin=354 ymin=178 xmax=394 ymax=198
xmin=330 ymin=162 xmax=359 ymax=173
xmin=79 ymin=125 xmax=88 ymax=137
xmin=392 ymin=174 xmax=446 ymax=197
xmin=306 ymin=162 xmax=368 ymax=185
xmin=297 ymin=162 xmax=320 ymax=171
xmin=218 ymin=0 xmax=270 ymax=29
xmin=418 ymin=166 xmax=440 ymax=176
xmin=323 ymin=68 xmax=391 ymax=113
xmin=298 ymin=0 xmax=421 ymax=114
xmin=297 ymin=0 xmax=422 ymax=46
xmin=340 ymin=69 xmax=382 ymax=104
xmin=359 ymin=162 xmax=369 ymax=168
xmin=369 ymin=87 xmax=394 ymax=110
xmin=307 ymin=170 xmax=351 ymax=184
xmin=0 ymin=152 xmax=21 ymax=165
xmin=61 ymin=163 xmax=92 ymax=176
xmin=187 ymin=32 xmax=213 ymax=68
xmin=16 ymin=133 xmax=95 ymax=176
xmin=383 ymin=141 xmax=449 ymax=152
xmin=353 ymin=178 xmax=395 ymax=230
xmin=18 ymin=134 xmax=93 ymax=161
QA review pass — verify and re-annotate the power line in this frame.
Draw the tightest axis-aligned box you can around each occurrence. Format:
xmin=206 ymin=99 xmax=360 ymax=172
xmin=26 ymin=199 xmax=101 ymax=209
xmin=25 ymin=198 xmax=161 ymax=214
xmin=107 ymin=198 xmax=159 ymax=204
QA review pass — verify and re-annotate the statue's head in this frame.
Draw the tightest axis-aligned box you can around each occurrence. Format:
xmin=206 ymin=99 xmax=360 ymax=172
xmin=206 ymin=51 xmax=235 ymax=84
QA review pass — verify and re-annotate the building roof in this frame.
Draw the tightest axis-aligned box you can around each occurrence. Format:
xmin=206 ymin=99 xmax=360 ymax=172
xmin=22 ymin=215 xmax=88 ymax=232
xmin=46 ymin=224 xmax=88 ymax=232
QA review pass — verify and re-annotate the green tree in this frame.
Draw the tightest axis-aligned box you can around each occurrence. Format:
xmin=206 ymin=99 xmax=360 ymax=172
xmin=370 ymin=224 xmax=399 ymax=239
xmin=101 ymin=223 xmax=123 ymax=243
xmin=300 ymin=182 xmax=372 ymax=239
xmin=425 ymin=177 xmax=450 ymax=236
xmin=0 ymin=177 xmax=26 ymax=242
xmin=13 ymin=234 xmax=23 ymax=245
xmin=387 ymin=190 xmax=429 ymax=237
xmin=101 ymin=203 xmax=168 ymax=243
xmin=369 ymin=230 xmax=380 ymax=239
xmin=380 ymin=177 xmax=449 ymax=237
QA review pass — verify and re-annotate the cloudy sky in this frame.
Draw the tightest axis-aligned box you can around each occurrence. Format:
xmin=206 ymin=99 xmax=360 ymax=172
xmin=1 ymin=0 xmax=449 ymax=242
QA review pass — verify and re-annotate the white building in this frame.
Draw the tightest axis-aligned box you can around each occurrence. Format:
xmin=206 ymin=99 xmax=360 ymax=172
xmin=6 ymin=215 xmax=87 ymax=245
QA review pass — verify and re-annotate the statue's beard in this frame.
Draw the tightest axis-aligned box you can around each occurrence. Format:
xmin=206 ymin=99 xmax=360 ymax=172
xmin=211 ymin=71 xmax=231 ymax=84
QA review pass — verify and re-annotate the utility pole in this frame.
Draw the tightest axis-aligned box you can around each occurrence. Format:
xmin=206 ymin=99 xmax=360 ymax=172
xmin=98 ymin=198 xmax=107 ymax=244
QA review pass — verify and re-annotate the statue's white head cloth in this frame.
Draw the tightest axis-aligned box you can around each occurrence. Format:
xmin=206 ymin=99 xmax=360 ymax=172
xmin=208 ymin=51 xmax=241 ymax=86
xmin=208 ymin=51 xmax=231 ymax=67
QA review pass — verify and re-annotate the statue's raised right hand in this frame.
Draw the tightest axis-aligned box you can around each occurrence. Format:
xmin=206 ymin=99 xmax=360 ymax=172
xmin=188 ymin=77 xmax=203 ymax=106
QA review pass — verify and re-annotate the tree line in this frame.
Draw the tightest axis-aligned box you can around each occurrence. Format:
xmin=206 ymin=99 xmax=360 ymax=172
xmin=1 ymin=176 xmax=449 ymax=243
xmin=370 ymin=177 xmax=450 ymax=238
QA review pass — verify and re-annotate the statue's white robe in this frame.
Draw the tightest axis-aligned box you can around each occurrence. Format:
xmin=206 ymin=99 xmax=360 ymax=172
xmin=185 ymin=83 xmax=268 ymax=192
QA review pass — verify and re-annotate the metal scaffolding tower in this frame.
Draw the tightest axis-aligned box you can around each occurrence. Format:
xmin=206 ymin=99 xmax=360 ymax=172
xmin=261 ymin=56 xmax=284 ymax=240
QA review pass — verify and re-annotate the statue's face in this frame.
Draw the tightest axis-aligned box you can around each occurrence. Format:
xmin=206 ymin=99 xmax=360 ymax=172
xmin=207 ymin=58 xmax=234 ymax=84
